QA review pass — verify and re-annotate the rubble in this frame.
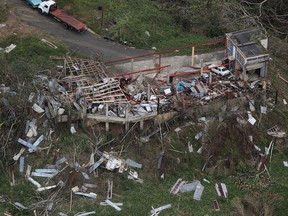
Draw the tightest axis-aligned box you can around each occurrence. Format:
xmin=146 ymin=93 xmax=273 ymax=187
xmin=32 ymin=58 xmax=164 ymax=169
xmin=74 ymin=192 xmax=97 ymax=199
xmin=170 ymin=178 xmax=186 ymax=195
xmin=0 ymin=29 xmax=279 ymax=214
xmin=105 ymin=199 xmax=122 ymax=211
xmin=151 ymin=204 xmax=172 ymax=216
xmin=193 ymin=183 xmax=204 ymax=201
xmin=215 ymin=183 xmax=228 ymax=198
xmin=4 ymin=44 xmax=16 ymax=53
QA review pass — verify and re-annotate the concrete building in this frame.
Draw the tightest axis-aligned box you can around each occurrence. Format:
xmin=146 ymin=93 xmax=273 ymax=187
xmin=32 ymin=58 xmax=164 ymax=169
xmin=226 ymin=29 xmax=269 ymax=80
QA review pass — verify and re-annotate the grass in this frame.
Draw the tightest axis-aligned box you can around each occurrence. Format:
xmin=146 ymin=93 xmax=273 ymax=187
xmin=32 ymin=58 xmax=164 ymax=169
xmin=56 ymin=0 xmax=211 ymax=51
xmin=0 ymin=35 xmax=69 ymax=86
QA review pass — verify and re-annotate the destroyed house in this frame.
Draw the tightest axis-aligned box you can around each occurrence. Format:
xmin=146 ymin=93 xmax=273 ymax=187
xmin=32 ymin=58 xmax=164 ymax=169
xmin=51 ymin=57 xmax=158 ymax=131
xmin=226 ymin=29 xmax=269 ymax=80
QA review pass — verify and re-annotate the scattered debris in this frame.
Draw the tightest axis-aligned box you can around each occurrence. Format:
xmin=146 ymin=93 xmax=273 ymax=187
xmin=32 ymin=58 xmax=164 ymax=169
xmin=128 ymin=171 xmax=144 ymax=184
xmin=105 ymin=199 xmax=122 ymax=211
xmin=125 ymin=159 xmax=142 ymax=169
xmin=188 ymin=141 xmax=193 ymax=153
xmin=193 ymin=183 xmax=204 ymax=201
xmin=213 ymin=200 xmax=220 ymax=211
xmin=267 ymin=125 xmax=287 ymax=138
xmin=74 ymin=192 xmax=97 ymax=199
xmin=14 ymin=202 xmax=28 ymax=210
xmin=19 ymin=157 xmax=24 ymax=173
xmin=4 ymin=44 xmax=16 ymax=53
xmin=41 ymin=38 xmax=58 ymax=49
xmin=170 ymin=178 xmax=186 ymax=195
xmin=215 ymin=183 xmax=228 ymax=198
xmin=151 ymin=204 xmax=172 ymax=216
xmin=179 ymin=180 xmax=200 ymax=193
xmin=107 ymin=179 xmax=113 ymax=199
xmin=283 ymin=161 xmax=288 ymax=167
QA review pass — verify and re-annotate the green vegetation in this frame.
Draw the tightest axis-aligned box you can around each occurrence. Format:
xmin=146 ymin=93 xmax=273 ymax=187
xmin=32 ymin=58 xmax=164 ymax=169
xmin=0 ymin=35 xmax=68 ymax=86
xmin=56 ymin=0 xmax=211 ymax=50
xmin=0 ymin=2 xmax=8 ymax=22
xmin=1 ymin=0 xmax=288 ymax=215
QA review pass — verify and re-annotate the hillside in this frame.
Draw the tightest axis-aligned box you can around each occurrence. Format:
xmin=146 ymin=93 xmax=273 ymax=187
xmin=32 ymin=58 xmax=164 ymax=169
xmin=1 ymin=0 xmax=288 ymax=215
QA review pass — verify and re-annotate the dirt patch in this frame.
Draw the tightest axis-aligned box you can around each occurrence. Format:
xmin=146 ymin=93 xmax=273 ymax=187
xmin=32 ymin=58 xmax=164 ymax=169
xmin=0 ymin=9 xmax=43 ymax=42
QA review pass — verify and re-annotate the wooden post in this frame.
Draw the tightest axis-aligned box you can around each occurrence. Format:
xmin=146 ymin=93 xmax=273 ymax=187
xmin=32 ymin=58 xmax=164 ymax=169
xmin=147 ymin=84 xmax=151 ymax=101
xmin=131 ymin=58 xmax=134 ymax=72
xmin=105 ymin=103 xmax=109 ymax=132
xmin=140 ymin=120 xmax=144 ymax=131
xmin=191 ymin=47 xmax=195 ymax=66
xmin=209 ymin=72 xmax=212 ymax=84
xmin=158 ymin=54 xmax=162 ymax=73
xmin=125 ymin=104 xmax=129 ymax=132
xmin=200 ymin=59 xmax=203 ymax=76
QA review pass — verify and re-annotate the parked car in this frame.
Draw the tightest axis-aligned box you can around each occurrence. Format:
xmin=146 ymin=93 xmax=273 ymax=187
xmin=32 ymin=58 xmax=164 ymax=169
xmin=209 ymin=65 xmax=230 ymax=76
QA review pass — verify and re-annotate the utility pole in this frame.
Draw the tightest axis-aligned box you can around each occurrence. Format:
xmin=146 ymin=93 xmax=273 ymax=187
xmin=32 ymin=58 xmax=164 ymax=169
xmin=97 ymin=5 xmax=104 ymax=28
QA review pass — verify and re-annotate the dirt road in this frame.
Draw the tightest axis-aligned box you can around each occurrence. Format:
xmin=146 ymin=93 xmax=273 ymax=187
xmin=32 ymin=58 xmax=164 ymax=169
xmin=7 ymin=0 xmax=151 ymax=61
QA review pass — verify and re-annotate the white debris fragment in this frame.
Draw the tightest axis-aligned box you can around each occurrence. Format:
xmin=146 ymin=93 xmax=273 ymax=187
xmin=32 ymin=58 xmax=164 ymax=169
xmin=56 ymin=157 xmax=67 ymax=165
xmin=197 ymin=146 xmax=203 ymax=154
xmin=4 ymin=44 xmax=16 ymax=53
xmin=283 ymin=99 xmax=287 ymax=105
xmin=188 ymin=141 xmax=193 ymax=153
xmin=174 ymin=127 xmax=181 ymax=133
xmin=75 ymin=212 xmax=96 ymax=216
xmin=247 ymin=111 xmax=256 ymax=125
xmin=267 ymin=125 xmax=287 ymax=138
xmin=57 ymin=108 xmax=65 ymax=115
xmin=164 ymin=88 xmax=171 ymax=95
xmin=203 ymin=178 xmax=210 ymax=184
xmin=260 ymin=106 xmax=267 ymax=114
xmin=195 ymin=132 xmax=203 ymax=140
xmin=128 ymin=171 xmax=144 ymax=184
xmin=215 ymin=183 xmax=228 ymax=198
xmin=31 ymin=172 xmax=55 ymax=178
xmin=179 ymin=180 xmax=200 ymax=193
xmin=37 ymin=185 xmax=57 ymax=192
xmin=83 ymin=183 xmax=97 ymax=189
xmin=28 ymin=135 xmax=45 ymax=153
xmin=71 ymin=186 xmax=79 ymax=193
xmin=13 ymin=148 xmax=25 ymax=161
xmin=100 ymin=202 xmax=123 ymax=206
xmin=170 ymin=178 xmax=186 ymax=195
xmin=27 ymin=177 xmax=42 ymax=188
xmin=17 ymin=138 xmax=37 ymax=151
xmin=89 ymin=156 xmax=105 ymax=173
xmin=283 ymin=161 xmax=288 ymax=167
xmin=14 ymin=202 xmax=28 ymax=210
xmin=193 ymin=183 xmax=204 ymax=201
xmin=41 ymin=38 xmax=58 ymax=49
xmin=70 ymin=125 xmax=76 ymax=134
xmin=32 ymin=103 xmax=45 ymax=113
xmin=125 ymin=159 xmax=142 ymax=169
xmin=254 ymin=145 xmax=261 ymax=152
xmin=249 ymin=100 xmax=255 ymax=112
xmin=19 ymin=157 xmax=25 ymax=173
xmin=151 ymin=204 xmax=172 ymax=216
xmin=105 ymin=199 xmax=122 ymax=211
xmin=35 ymin=168 xmax=58 ymax=173
xmin=25 ymin=165 xmax=32 ymax=178
xmin=75 ymin=192 xmax=97 ymax=199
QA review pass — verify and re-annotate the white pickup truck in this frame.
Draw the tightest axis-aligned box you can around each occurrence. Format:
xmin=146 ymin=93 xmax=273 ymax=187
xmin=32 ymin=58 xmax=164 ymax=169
xmin=209 ymin=65 xmax=230 ymax=76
